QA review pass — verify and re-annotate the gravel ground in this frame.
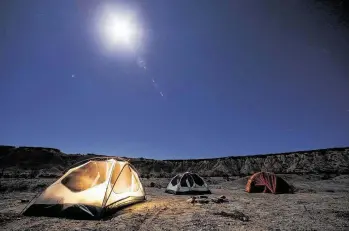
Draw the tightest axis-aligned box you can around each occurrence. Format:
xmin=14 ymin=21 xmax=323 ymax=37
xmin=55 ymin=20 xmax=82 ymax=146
xmin=0 ymin=175 xmax=349 ymax=231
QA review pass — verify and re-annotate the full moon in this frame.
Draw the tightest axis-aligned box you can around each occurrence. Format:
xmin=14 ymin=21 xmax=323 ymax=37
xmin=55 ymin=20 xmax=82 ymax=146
xmin=104 ymin=16 xmax=136 ymax=45
xmin=98 ymin=5 xmax=142 ymax=52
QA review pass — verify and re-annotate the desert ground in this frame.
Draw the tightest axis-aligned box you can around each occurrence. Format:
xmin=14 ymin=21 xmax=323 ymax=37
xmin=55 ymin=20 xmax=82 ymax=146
xmin=1 ymin=174 xmax=349 ymax=231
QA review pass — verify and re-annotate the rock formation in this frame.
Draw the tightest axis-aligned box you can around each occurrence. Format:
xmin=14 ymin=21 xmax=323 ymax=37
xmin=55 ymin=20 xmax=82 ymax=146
xmin=0 ymin=145 xmax=348 ymax=177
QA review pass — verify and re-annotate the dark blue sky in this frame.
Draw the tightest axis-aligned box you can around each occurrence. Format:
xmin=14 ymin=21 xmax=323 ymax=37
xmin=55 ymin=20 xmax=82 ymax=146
xmin=1 ymin=0 xmax=349 ymax=159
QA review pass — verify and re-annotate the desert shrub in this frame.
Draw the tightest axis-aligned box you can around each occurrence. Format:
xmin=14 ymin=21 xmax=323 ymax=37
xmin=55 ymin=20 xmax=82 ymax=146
xmin=150 ymin=182 xmax=155 ymax=187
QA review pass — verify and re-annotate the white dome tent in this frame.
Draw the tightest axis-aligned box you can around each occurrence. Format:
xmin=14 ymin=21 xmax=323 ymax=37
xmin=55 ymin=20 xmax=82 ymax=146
xmin=22 ymin=157 xmax=145 ymax=219
xmin=165 ymin=172 xmax=211 ymax=195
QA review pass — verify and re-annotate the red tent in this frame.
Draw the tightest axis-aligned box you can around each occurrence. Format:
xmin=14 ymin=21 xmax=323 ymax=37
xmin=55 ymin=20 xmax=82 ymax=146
xmin=245 ymin=172 xmax=291 ymax=194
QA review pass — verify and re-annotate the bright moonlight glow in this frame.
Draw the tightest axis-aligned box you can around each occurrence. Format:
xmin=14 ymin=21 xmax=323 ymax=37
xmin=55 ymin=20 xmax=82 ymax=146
xmin=105 ymin=16 xmax=135 ymax=45
xmin=98 ymin=6 xmax=142 ymax=52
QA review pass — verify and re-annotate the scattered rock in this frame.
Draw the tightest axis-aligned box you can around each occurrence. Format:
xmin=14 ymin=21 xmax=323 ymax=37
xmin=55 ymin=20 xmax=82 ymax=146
xmin=211 ymin=195 xmax=229 ymax=203
xmin=187 ymin=196 xmax=209 ymax=204
xmin=149 ymin=182 xmax=162 ymax=188
xmin=187 ymin=197 xmax=196 ymax=204
xmin=211 ymin=198 xmax=228 ymax=203
xmin=196 ymin=198 xmax=209 ymax=204
xmin=19 ymin=199 xmax=29 ymax=203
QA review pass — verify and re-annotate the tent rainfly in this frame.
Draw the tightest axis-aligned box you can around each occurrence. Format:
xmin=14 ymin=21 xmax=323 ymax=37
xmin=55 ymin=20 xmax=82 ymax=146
xmin=245 ymin=172 xmax=291 ymax=194
xmin=23 ymin=158 xmax=145 ymax=219
xmin=165 ymin=172 xmax=211 ymax=195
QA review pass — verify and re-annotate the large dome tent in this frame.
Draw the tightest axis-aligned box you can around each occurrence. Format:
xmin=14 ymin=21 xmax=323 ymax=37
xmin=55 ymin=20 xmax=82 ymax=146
xmin=22 ymin=157 xmax=145 ymax=219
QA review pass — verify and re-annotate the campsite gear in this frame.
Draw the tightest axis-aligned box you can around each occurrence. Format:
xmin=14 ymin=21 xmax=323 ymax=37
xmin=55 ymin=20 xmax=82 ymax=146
xmin=165 ymin=172 xmax=211 ymax=195
xmin=187 ymin=196 xmax=210 ymax=204
xmin=22 ymin=158 xmax=145 ymax=219
xmin=245 ymin=172 xmax=291 ymax=194
xmin=211 ymin=195 xmax=228 ymax=203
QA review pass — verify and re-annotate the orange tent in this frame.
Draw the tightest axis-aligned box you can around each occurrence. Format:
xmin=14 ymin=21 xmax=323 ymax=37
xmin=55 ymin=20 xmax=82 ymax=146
xmin=245 ymin=172 xmax=291 ymax=194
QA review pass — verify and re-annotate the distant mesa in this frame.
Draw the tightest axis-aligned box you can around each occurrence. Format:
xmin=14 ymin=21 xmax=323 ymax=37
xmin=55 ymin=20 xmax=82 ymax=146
xmin=0 ymin=145 xmax=348 ymax=178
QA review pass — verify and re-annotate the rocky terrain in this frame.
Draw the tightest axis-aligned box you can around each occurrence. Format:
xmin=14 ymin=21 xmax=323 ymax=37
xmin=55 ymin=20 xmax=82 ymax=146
xmin=0 ymin=145 xmax=348 ymax=178
xmin=1 ymin=145 xmax=349 ymax=230
xmin=1 ymin=175 xmax=349 ymax=230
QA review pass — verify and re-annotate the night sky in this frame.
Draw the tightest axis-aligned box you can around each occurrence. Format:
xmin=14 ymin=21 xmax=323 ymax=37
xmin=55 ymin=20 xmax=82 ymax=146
xmin=1 ymin=0 xmax=349 ymax=159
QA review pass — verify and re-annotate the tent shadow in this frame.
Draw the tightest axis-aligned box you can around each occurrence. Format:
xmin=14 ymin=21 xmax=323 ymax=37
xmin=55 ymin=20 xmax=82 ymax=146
xmin=101 ymin=200 xmax=148 ymax=221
